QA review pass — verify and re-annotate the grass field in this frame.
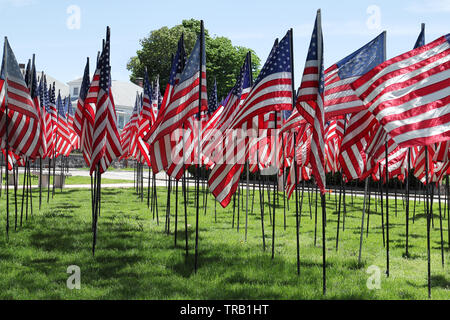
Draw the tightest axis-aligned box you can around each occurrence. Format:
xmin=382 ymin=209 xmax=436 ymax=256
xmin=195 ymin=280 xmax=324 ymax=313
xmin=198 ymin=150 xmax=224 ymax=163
xmin=0 ymin=183 xmax=448 ymax=299
xmin=4 ymin=174 xmax=131 ymax=186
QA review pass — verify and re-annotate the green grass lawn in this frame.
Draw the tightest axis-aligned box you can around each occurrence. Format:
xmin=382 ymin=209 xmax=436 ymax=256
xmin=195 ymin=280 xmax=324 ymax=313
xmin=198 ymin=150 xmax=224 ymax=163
xmin=4 ymin=174 xmax=131 ymax=186
xmin=0 ymin=184 xmax=448 ymax=299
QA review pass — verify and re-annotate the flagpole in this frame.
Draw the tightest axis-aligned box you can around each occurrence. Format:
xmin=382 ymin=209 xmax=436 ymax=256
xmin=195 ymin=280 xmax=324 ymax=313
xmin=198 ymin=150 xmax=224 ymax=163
xmin=437 ymin=182 xmax=444 ymax=267
xmin=245 ymin=54 xmax=253 ymax=240
xmin=271 ymin=111 xmax=277 ymax=259
xmin=336 ymin=120 xmax=347 ymax=250
xmin=39 ymin=156 xmax=42 ymax=210
xmin=52 ymin=87 xmax=58 ymax=199
xmin=27 ymin=160 xmax=33 ymax=218
xmin=379 ymin=165 xmax=385 ymax=247
xmin=358 ymin=178 xmax=369 ymax=264
xmin=174 ymin=179 xmax=179 ymax=246
xmin=3 ymin=37 xmax=10 ymax=239
xmin=424 ymin=145 xmax=431 ymax=298
xmin=405 ymin=148 xmax=411 ymax=256
xmin=13 ymin=164 xmax=18 ymax=230
xmin=385 ymin=141 xmax=390 ymax=278
xmin=194 ymin=20 xmax=204 ymax=273
xmin=366 ymin=178 xmax=372 ymax=237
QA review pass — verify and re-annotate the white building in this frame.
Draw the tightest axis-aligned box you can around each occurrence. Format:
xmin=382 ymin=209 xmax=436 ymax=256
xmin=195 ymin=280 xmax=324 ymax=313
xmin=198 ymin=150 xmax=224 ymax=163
xmin=68 ymin=78 xmax=143 ymax=130
xmin=19 ymin=63 xmax=141 ymax=130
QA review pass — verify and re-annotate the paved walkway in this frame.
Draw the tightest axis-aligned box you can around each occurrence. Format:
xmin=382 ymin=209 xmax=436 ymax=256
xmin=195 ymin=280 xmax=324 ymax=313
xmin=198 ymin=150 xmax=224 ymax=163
xmin=4 ymin=169 xmax=447 ymax=203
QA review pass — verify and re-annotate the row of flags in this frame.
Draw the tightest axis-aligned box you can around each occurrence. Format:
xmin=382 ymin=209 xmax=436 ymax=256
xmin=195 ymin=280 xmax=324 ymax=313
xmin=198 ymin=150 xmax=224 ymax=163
xmin=0 ymin=12 xmax=448 ymax=210
xmin=0 ymin=39 xmax=80 ymax=170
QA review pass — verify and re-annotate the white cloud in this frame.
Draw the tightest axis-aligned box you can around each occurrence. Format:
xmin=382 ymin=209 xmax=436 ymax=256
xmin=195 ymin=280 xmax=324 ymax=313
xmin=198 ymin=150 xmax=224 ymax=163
xmin=406 ymin=0 xmax=450 ymax=13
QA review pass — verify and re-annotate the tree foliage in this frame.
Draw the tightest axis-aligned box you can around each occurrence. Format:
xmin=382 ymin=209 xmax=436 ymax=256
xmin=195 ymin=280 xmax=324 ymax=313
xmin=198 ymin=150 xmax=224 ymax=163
xmin=127 ymin=19 xmax=261 ymax=100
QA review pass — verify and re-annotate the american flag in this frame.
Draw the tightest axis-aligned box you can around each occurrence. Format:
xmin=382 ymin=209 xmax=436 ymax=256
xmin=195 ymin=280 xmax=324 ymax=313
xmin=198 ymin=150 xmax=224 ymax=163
xmin=89 ymin=27 xmax=123 ymax=175
xmin=128 ymin=93 xmax=141 ymax=160
xmin=207 ymin=77 xmax=218 ymax=115
xmin=338 ymin=110 xmax=378 ymax=181
xmin=201 ymin=53 xmax=253 ymax=161
xmin=285 ymin=124 xmax=312 ymax=199
xmin=143 ymin=34 xmax=185 ymax=171
xmin=74 ymin=58 xmax=92 ymax=166
xmin=0 ymin=37 xmax=43 ymax=160
xmin=324 ymin=118 xmax=345 ymax=173
xmin=295 ymin=9 xmax=326 ymax=194
xmin=351 ymin=34 xmax=450 ymax=148
xmin=30 ymin=59 xmax=47 ymax=158
xmin=146 ymin=32 xmax=207 ymax=174
xmin=48 ymin=83 xmax=58 ymax=158
xmin=38 ymin=75 xmax=50 ymax=158
xmin=135 ymin=70 xmax=153 ymax=166
xmin=324 ymin=32 xmax=385 ymax=119
xmin=55 ymin=93 xmax=72 ymax=157
xmin=208 ymin=31 xmax=293 ymax=207
xmin=414 ymin=24 xmax=425 ymax=49
xmin=41 ymin=75 xmax=54 ymax=159
xmin=66 ymin=95 xmax=80 ymax=150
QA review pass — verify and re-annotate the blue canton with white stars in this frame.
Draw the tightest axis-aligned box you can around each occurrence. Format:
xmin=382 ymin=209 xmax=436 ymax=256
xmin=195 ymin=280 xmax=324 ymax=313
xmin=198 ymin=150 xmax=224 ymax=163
xmin=253 ymin=31 xmax=291 ymax=87
xmin=169 ymin=36 xmax=186 ymax=86
xmin=414 ymin=29 xmax=425 ymax=49
xmin=207 ymin=78 xmax=218 ymax=114
xmin=337 ymin=32 xmax=384 ymax=79
xmin=79 ymin=60 xmax=90 ymax=101
xmin=99 ymin=28 xmax=111 ymax=92
xmin=143 ymin=71 xmax=152 ymax=99
xmin=179 ymin=32 xmax=206 ymax=84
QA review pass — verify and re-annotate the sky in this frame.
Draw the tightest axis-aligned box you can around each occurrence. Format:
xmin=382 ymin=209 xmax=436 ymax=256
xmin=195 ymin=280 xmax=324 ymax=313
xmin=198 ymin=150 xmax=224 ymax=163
xmin=0 ymin=0 xmax=448 ymax=87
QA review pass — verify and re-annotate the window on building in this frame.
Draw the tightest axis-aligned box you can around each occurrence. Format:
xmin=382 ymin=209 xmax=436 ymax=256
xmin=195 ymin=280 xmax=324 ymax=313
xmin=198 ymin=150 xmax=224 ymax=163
xmin=73 ymin=87 xmax=79 ymax=96
xmin=116 ymin=112 xmax=125 ymax=129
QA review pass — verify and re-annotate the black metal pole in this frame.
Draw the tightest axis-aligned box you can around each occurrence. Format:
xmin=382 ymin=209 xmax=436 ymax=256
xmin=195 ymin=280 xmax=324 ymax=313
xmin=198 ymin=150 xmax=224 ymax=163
xmin=424 ymin=145 xmax=431 ymax=298
xmin=194 ymin=21 xmax=204 ymax=273
xmin=183 ymin=172 xmax=189 ymax=259
xmin=314 ymin=184 xmax=318 ymax=246
xmin=379 ymin=166 xmax=385 ymax=247
xmin=406 ymin=148 xmax=411 ymax=256
xmin=174 ymin=179 xmax=179 ymax=246
xmin=437 ymin=183 xmax=444 ymax=267
xmin=271 ymin=112 xmax=278 ymax=259
xmin=28 ymin=161 xmax=33 ymax=218
xmin=47 ymin=158 xmax=51 ymax=203
xmin=321 ymin=193 xmax=327 ymax=295
xmin=39 ymin=157 xmax=42 ymax=210
xmin=385 ymin=142 xmax=390 ymax=277
xmin=13 ymin=164 xmax=17 ymax=230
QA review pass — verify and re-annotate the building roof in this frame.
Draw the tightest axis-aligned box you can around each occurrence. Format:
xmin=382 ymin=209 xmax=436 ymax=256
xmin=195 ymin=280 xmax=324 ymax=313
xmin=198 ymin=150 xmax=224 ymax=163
xmin=39 ymin=72 xmax=70 ymax=97
xmin=67 ymin=77 xmax=142 ymax=109
xmin=110 ymin=80 xmax=142 ymax=108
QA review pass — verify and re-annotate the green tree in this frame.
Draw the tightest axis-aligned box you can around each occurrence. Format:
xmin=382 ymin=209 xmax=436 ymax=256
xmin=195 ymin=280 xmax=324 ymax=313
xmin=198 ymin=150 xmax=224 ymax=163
xmin=127 ymin=19 xmax=260 ymax=101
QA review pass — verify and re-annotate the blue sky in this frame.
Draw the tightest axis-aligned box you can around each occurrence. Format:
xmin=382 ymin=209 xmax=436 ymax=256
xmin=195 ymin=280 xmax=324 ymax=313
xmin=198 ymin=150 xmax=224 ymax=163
xmin=0 ymin=0 xmax=448 ymax=86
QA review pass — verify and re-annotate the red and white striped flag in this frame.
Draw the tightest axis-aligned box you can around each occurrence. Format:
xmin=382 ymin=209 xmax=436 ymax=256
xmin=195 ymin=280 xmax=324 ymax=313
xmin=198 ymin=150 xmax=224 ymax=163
xmin=295 ymin=10 xmax=326 ymax=194
xmin=145 ymin=33 xmax=207 ymax=174
xmin=73 ymin=58 xmax=92 ymax=166
xmin=351 ymin=34 xmax=450 ymax=148
xmin=89 ymin=27 xmax=123 ymax=175
xmin=0 ymin=37 xmax=43 ymax=160
xmin=324 ymin=32 xmax=385 ymax=119
xmin=208 ymin=31 xmax=293 ymax=207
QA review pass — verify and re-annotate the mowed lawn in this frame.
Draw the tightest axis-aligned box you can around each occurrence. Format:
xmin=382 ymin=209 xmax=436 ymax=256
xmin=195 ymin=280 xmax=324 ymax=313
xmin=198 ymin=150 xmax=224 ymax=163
xmin=0 ymin=183 xmax=448 ymax=300
xmin=5 ymin=173 xmax=131 ymax=186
